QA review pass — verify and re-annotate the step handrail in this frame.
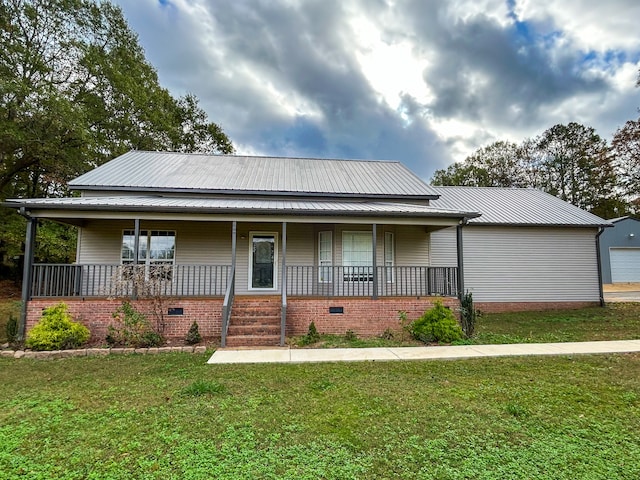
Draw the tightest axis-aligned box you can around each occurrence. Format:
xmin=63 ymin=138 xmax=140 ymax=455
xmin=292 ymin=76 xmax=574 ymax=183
xmin=221 ymin=265 xmax=235 ymax=347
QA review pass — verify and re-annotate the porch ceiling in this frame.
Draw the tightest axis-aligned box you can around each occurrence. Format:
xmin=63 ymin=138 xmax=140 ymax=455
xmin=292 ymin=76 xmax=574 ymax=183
xmin=5 ymin=195 xmax=480 ymax=226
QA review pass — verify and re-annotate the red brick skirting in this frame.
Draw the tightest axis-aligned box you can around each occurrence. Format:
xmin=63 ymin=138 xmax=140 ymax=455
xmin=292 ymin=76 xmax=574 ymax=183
xmin=26 ymin=298 xmax=224 ymax=342
xmin=26 ymin=296 xmax=460 ymax=341
xmin=286 ymin=296 xmax=460 ymax=336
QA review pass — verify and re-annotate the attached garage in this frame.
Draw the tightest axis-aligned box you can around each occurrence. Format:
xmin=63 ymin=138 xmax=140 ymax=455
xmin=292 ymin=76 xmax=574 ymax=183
xmin=609 ymin=248 xmax=640 ymax=283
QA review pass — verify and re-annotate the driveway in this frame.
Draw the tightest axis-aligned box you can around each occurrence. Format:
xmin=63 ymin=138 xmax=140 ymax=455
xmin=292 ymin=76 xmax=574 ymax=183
xmin=604 ymin=283 xmax=640 ymax=303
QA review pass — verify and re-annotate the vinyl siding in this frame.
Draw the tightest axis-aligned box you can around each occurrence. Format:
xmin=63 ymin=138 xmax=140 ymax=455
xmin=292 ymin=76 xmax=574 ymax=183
xmin=430 ymin=226 xmax=600 ymax=302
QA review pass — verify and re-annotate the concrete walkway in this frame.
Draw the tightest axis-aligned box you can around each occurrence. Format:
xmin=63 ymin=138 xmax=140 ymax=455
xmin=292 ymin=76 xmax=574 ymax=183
xmin=207 ymin=339 xmax=640 ymax=364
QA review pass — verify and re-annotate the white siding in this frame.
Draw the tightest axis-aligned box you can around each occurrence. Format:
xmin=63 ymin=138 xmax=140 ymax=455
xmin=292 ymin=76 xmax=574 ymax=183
xmin=429 ymin=227 xmax=457 ymax=267
xmin=395 ymin=225 xmax=429 ymax=266
xmin=77 ymin=220 xmax=231 ymax=265
xmin=431 ymin=226 xmax=600 ymax=302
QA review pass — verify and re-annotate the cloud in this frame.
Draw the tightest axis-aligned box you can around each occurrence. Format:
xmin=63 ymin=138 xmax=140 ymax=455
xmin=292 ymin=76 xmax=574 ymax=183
xmin=113 ymin=0 xmax=640 ymax=180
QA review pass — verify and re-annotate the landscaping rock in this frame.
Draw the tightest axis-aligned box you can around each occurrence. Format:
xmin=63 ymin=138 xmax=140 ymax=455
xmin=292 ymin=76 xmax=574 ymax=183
xmin=1 ymin=350 xmax=15 ymax=358
xmin=87 ymin=348 xmax=109 ymax=357
xmin=147 ymin=347 xmax=159 ymax=354
xmin=158 ymin=347 xmax=173 ymax=353
xmin=194 ymin=346 xmax=207 ymax=354
xmin=13 ymin=350 xmax=24 ymax=359
xmin=23 ymin=351 xmax=37 ymax=359
xmin=181 ymin=346 xmax=194 ymax=353
xmin=134 ymin=348 xmax=148 ymax=354
xmin=71 ymin=349 xmax=87 ymax=357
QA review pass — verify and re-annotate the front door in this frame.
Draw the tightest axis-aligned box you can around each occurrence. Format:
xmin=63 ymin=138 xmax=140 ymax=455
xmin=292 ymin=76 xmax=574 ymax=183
xmin=249 ymin=233 xmax=277 ymax=290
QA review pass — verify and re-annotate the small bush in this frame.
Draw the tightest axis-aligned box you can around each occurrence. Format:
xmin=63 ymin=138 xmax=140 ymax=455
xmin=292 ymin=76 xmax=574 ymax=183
xmin=460 ymin=291 xmax=480 ymax=338
xmin=6 ymin=314 xmax=18 ymax=344
xmin=410 ymin=300 xmax=464 ymax=344
xmin=107 ymin=301 xmax=164 ymax=348
xmin=25 ymin=303 xmax=90 ymax=351
xmin=299 ymin=321 xmax=320 ymax=346
xmin=185 ymin=321 xmax=202 ymax=345
xmin=380 ymin=328 xmax=395 ymax=340
xmin=345 ymin=329 xmax=357 ymax=341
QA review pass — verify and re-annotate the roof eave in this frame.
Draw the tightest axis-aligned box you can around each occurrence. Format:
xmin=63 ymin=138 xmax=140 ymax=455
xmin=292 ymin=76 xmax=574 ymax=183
xmin=68 ymin=184 xmax=440 ymax=201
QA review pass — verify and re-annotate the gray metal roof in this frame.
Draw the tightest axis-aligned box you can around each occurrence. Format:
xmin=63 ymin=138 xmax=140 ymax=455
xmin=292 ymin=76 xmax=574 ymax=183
xmin=6 ymin=195 xmax=477 ymax=219
xmin=69 ymin=151 xmax=439 ymax=199
xmin=430 ymin=186 xmax=610 ymax=227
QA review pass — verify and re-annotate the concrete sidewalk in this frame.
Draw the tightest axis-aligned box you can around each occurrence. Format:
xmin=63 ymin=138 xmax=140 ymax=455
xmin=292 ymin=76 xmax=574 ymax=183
xmin=207 ymin=339 xmax=640 ymax=364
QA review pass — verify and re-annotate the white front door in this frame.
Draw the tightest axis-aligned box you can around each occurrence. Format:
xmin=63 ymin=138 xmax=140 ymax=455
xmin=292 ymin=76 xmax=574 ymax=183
xmin=249 ymin=233 xmax=278 ymax=290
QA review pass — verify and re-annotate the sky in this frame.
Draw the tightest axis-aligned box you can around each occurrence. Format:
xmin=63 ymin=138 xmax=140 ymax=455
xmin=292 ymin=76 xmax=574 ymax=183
xmin=112 ymin=0 xmax=640 ymax=181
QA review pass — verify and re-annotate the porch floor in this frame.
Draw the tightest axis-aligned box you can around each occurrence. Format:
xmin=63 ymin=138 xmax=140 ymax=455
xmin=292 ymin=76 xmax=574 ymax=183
xmin=207 ymin=339 xmax=640 ymax=364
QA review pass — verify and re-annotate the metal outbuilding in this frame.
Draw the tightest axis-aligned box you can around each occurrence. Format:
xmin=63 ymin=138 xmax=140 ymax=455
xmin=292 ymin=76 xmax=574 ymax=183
xmin=598 ymin=216 xmax=640 ymax=283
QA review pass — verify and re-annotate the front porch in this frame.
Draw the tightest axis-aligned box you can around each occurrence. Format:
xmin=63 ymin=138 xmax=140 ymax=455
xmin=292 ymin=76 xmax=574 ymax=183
xmin=25 ymin=263 xmax=460 ymax=346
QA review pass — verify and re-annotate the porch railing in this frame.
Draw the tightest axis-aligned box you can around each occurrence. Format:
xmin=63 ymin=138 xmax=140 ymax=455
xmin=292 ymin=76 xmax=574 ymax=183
xmin=286 ymin=266 xmax=458 ymax=298
xmin=221 ymin=265 xmax=235 ymax=348
xmin=30 ymin=264 xmax=231 ymax=298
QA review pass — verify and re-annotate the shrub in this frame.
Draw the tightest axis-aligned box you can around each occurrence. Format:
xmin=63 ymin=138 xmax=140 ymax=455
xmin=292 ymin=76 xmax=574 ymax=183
xmin=410 ymin=300 xmax=464 ymax=344
xmin=345 ymin=329 xmax=357 ymax=341
xmin=6 ymin=314 xmax=18 ymax=344
xmin=25 ymin=303 xmax=90 ymax=351
xmin=185 ymin=321 xmax=202 ymax=345
xmin=106 ymin=301 xmax=164 ymax=348
xmin=460 ymin=291 xmax=479 ymax=338
xmin=299 ymin=321 xmax=320 ymax=346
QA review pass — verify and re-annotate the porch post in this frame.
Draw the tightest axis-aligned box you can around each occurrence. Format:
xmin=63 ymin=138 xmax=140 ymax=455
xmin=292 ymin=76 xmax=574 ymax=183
xmin=280 ymin=221 xmax=287 ymax=346
xmin=132 ymin=218 xmax=141 ymax=300
xmin=456 ymin=221 xmax=465 ymax=298
xmin=231 ymin=221 xmax=237 ymax=272
xmin=372 ymin=223 xmax=378 ymax=299
xmin=18 ymin=215 xmax=37 ymax=341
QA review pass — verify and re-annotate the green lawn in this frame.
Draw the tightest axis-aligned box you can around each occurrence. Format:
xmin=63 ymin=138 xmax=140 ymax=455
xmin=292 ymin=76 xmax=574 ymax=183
xmin=473 ymin=303 xmax=640 ymax=344
xmin=1 ymin=352 xmax=640 ymax=479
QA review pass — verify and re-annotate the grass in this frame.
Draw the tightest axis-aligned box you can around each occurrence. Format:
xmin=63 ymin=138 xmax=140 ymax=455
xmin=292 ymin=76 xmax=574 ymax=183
xmin=472 ymin=303 xmax=640 ymax=344
xmin=1 ymin=352 xmax=639 ymax=478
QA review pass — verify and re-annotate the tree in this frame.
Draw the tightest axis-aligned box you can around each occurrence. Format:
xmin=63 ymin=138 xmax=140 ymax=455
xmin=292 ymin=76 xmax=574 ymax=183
xmin=0 ymin=0 xmax=233 ymax=268
xmin=612 ymin=119 xmax=640 ymax=211
xmin=431 ymin=123 xmax=626 ymax=218
xmin=431 ymin=141 xmax=527 ymax=187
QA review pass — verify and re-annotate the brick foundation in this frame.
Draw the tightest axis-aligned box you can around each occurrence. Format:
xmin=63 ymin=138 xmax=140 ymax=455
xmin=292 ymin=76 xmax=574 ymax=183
xmin=26 ymin=298 xmax=224 ymax=343
xmin=476 ymin=301 xmax=601 ymax=313
xmin=286 ymin=296 xmax=460 ymax=336
xmin=27 ymin=297 xmax=596 ymax=343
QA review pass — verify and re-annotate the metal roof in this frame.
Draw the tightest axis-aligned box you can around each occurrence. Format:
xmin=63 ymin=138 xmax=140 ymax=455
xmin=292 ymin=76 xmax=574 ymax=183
xmin=430 ymin=186 xmax=610 ymax=227
xmin=5 ymin=195 xmax=478 ymax=219
xmin=69 ymin=151 xmax=439 ymax=198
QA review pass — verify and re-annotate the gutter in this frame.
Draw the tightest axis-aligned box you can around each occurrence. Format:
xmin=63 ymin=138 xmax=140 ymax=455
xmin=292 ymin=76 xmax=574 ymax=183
xmin=595 ymin=227 xmax=606 ymax=307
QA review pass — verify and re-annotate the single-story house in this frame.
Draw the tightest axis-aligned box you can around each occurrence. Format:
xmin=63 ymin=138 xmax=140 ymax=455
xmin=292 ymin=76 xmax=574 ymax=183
xmin=598 ymin=216 xmax=640 ymax=283
xmin=5 ymin=151 xmax=610 ymax=346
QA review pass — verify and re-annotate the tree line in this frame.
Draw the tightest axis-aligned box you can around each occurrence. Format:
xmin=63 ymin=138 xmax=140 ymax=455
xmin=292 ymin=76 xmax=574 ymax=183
xmin=0 ymin=0 xmax=234 ymax=273
xmin=431 ymin=73 xmax=640 ymax=220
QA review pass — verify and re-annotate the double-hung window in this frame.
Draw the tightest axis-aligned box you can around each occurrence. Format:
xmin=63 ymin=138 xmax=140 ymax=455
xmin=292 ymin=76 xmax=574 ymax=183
xmin=342 ymin=231 xmax=373 ymax=282
xmin=318 ymin=231 xmax=333 ymax=282
xmin=121 ymin=230 xmax=176 ymax=280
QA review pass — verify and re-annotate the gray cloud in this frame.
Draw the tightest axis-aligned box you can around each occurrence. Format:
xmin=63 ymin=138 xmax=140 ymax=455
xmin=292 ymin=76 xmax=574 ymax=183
xmin=113 ymin=0 xmax=640 ymax=180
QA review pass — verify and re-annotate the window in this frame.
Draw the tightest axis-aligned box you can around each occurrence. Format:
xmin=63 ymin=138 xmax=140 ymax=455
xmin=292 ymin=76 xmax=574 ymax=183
xmin=318 ymin=231 xmax=333 ymax=282
xmin=122 ymin=230 xmax=176 ymax=280
xmin=384 ymin=232 xmax=394 ymax=283
xmin=342 ymin=231 xmax=373 ymax=281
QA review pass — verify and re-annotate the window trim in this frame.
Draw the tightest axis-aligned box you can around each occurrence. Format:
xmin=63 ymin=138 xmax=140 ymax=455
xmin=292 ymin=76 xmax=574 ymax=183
xmin=318 ymin=230 xmax=333 ymax=283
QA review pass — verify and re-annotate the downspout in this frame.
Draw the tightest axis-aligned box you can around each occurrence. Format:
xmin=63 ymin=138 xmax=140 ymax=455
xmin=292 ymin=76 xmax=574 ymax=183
xmin=595 ymin=227 xmax=605 ymax=307
xmin=456 ymin=218 xmax=468 ymax=299
xmin=17 ymin=207 xmax=37 ymax=342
